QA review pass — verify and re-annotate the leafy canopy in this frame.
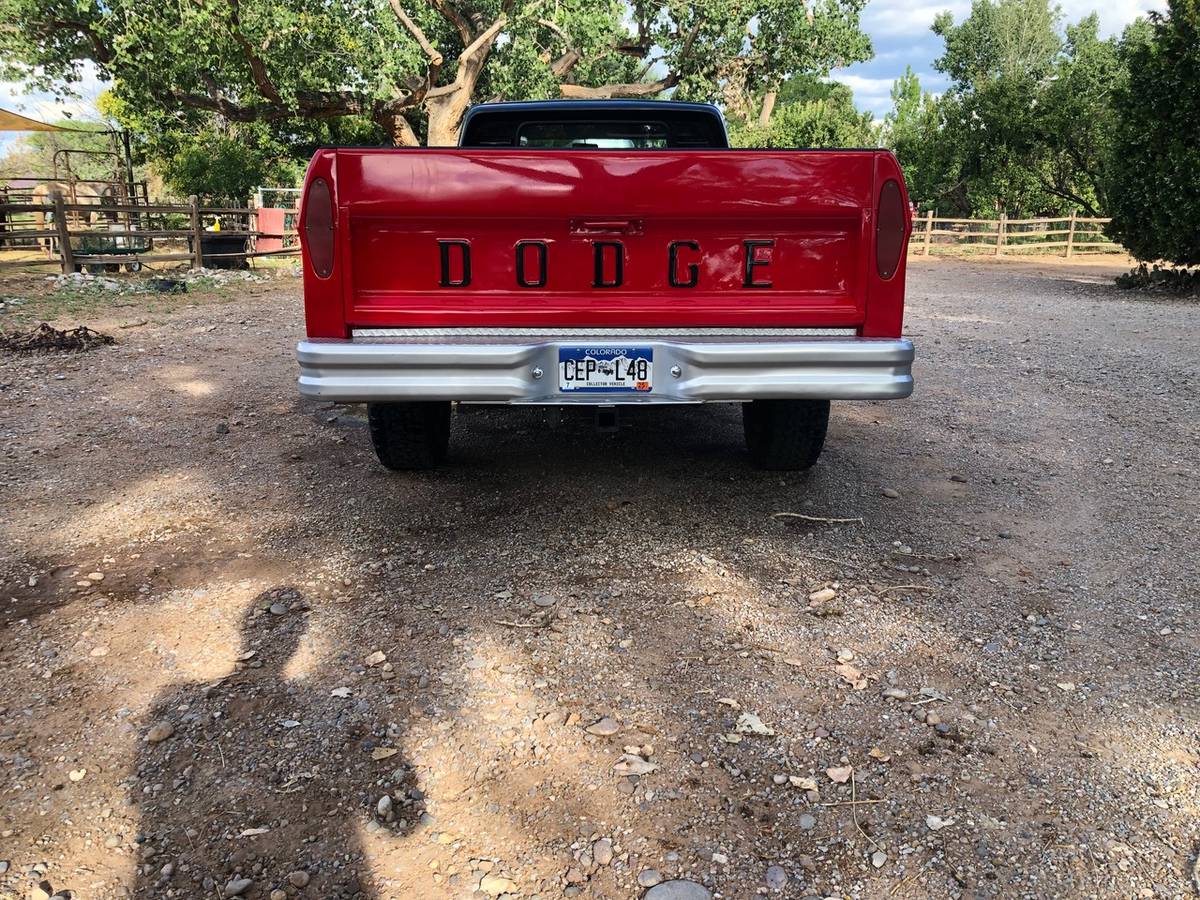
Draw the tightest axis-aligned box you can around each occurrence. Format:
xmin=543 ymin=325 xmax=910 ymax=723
xmin=0 ymin=0 xmax=873 ymax=152
xmin=1106 ymin=0 xmax=1200 ymax=265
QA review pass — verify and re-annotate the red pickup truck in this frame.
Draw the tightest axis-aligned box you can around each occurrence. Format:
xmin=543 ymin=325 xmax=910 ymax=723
xmin=297 ymin=100 xmax=914 ymax=470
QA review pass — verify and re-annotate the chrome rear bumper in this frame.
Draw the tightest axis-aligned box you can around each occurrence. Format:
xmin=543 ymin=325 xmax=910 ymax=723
xmin=296 ymin=331 xmax=914 ymax=404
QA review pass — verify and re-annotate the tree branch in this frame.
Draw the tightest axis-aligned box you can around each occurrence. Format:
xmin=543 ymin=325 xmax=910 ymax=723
xmin=560 ymin=74 xmax=678 ymax=99
xmin=389 ymin=0 xmax=444 ymax=68
xmin=427 ymin=11 xmax=507 ymax=98
xmin=228 ymin=0 xmax=284 ymax=106
xmin=559 ymin=20 xmax=700 ymax=101
xmin=427 ymin=0 xmax=473 ymax=45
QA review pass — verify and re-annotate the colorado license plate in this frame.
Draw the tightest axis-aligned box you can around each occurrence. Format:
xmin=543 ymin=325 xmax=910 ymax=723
xmin=558 ymin=346 xmax=653 ymax=393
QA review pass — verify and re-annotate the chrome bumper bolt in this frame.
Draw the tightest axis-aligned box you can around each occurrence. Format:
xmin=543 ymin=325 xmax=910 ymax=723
xmin=531 ymin=366 xmax=544 ymax=380
xmin=670 ymin=365 xmax=682 ymax=378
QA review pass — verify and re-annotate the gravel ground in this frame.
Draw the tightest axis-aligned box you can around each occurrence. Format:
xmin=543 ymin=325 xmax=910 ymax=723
xmin=0 ymin=257 xmax=1196 ymax=900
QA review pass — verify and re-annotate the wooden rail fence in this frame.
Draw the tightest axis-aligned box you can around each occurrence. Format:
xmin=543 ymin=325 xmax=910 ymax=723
xmin=910 ymin=212 xmax=1117 ymax=257
xmin=0 ymin=191 xmax=299 ymax=272
xmin=1 ymin=196 xmax=1122 ymax=273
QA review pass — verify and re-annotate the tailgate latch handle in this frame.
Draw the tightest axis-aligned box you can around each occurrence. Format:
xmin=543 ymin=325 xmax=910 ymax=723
xmin=570 ymin=218 xmax=644 ymax=236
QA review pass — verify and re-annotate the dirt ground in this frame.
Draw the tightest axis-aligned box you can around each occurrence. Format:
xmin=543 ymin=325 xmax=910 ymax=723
xmin=0 ymin=257 xmax=1196 ymax=900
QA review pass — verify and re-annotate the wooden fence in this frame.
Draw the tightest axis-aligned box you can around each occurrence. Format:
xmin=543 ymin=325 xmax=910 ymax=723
xmin=0 ymin=190 xmax=299 ymax=272
xmin=909 ymin=212 xmax=1117 ymax=257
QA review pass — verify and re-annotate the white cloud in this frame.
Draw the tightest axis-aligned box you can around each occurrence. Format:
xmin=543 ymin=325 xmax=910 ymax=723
xmin=0 ymin=62 xmax=110 ymax=156
xmin=862 ymin=0 xmax=972 ymax=37
xmin=1057 ymin=0 xmax=1165 ymax=34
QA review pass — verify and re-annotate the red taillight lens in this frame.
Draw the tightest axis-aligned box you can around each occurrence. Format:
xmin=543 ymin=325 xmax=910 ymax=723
xmin=875 ymin=178 xmax=905 ymax=280
xmin=304 ymin=177 xmax=334 ymax=279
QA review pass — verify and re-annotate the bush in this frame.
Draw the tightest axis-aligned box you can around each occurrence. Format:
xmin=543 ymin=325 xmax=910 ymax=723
xmin=1107 ymin=0 xmax=1200 ymax=266
xmin=157 ymin=133 xmax=299 ymax=206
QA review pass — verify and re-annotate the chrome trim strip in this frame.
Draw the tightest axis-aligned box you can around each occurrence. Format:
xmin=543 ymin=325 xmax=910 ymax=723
xmin=353 ymin=326 xmax=858 ymax=338
xmin=297 ymin=336 xmax=914 ymax=404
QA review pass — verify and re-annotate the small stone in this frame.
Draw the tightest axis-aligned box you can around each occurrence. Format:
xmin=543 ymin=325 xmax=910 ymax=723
xmin=765 ymin=865 xmax=788 ymax=890
xmin=950 ymin=474 xmax=968 ymax=483
xmin=364 ymin=650 xmax=387 ymax=666
xmin=145 ymin=721 xmax=175 ymax=743
xmin=638 ymin=869 xmax=663 ymax=888
xmin=271 ymin=891 xmax=287 ymax=900
xmin=224 ymin=878 xmax=254 ymax=896
xmin=881 ymin=487 xmax=901 ymax=499
xmin=711 ymin=852 xmax=728 ymax=865
xmin=593 ymin=839 xmax=614 ymax=866
xmin=532 ymin=593 xmax=557 ymax=607
xmin=798 ymin=813 xmax=816 ymax=830
xmin=643 ymin=881 xmax=713 ymax=900
xmin=808 ymin=588 xmax=837 ymax=604
xmin=87 ymin=571 xmax=105 ymax=581
xmin=882 ymin=687 xmax=909 ymax=701
xmin=585 ymin=717 xmax=620 ymax=736
xmin=0 ymin=861 xmax=8 ymax=874
xmin=215 ymin=422 xmax=230 ymax=435
xmin=31 ymin=883 xmax=52 ymax=900
xmin=68 ymin=768 xmax=86 ymax=782
xmin=377 ymin=795 xmax=393 ymax=817
xmin=287 ymin=871 xmax=310 ymax=888
xmin=871 ymin=850 xmax=888 ymax=868
xmin=268 ymin=602 xmax=288 ymax=615
xmin=90 ymin=646 xmax=110 ymax=657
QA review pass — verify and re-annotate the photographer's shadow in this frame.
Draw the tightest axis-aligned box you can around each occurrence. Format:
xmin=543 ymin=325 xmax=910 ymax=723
xmin=131 ymin=589 xmax=421 ymax=899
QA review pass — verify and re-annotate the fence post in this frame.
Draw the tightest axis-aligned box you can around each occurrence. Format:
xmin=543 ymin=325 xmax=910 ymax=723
xmin=923 ymin=210 xmax=933 ymax=256
xmin=1065 ymin=212 xmax=1076 ymax=259
xmin=189 ymin=195 xmax=204 ymax=269
xmin=995 ymin=213 xmax=1007 ymax=256
xmin=51 ymin=190 xmax=75 ymax=275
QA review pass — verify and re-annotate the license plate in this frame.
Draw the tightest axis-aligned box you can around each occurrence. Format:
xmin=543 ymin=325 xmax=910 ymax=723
xmin=558 ymin=346 xmax=653 ymax=393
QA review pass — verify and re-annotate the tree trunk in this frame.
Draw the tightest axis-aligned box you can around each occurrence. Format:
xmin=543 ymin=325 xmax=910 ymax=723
xmin=758 ymin=89 xmax=778 ymax=128
xmin=426 ymin=91 xmax=471 ymax=146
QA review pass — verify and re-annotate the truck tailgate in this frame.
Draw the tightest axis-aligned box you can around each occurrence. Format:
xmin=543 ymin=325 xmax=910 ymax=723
xmin=301 ymin=148 xmax=910 ymax=336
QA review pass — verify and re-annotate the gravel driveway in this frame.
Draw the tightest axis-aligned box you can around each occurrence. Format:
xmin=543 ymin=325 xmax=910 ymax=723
xmin=0 ymin=257 xmax=1196 ymax=900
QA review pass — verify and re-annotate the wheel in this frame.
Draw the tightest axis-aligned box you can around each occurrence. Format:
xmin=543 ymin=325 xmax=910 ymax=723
xmin=125 ymin=261 xmax=142 ymax=273
xmin=368 ymin=401 xmax=451 ymax=470
xmin=742 ymin=399 xmax=830 ymax=471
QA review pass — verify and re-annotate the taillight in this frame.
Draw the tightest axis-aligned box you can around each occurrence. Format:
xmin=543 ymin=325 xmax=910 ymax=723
xmin=304 ymin=177 xmax=334 ymax=279
xmin=875 ymin=178 xmax=905 ymax=280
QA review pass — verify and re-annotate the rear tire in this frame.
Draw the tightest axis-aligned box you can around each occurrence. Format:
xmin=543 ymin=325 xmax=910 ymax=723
xmin=742 ymin=399 xmax=830 ymax=471
xmin=368 ymin=401 xmax=451 ymax=471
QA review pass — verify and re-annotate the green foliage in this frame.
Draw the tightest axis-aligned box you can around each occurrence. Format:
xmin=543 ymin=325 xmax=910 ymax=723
xmin=156 ymin=130 xmax=301 ymax=205
xmin=0 ymin=0 xmax=872 ymax=146
xmin=1107 ymin=0 xmax=1200 ymax=266
xmin=729 ymin=78 xmax=875 ymax=148
xmin=881 ymin=67 xmax=944 ymax=209
xmin=883 ymin=0 xmax=1135 ymax=218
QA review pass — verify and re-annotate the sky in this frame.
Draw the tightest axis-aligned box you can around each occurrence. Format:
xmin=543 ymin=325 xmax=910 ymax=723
xmin=835 ymin=0 xmax=1166 ymax=118
xmin=0 ymin=0 xmax=1170 ymax=158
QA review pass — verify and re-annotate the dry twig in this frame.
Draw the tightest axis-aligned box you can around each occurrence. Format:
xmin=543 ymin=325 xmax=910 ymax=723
xmin=772 ymin=512 xmax=865 ymax=525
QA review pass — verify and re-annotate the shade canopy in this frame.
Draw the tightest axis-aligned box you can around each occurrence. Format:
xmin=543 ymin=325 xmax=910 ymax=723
xmin=0 ymin=108 xmax=97 ymax=132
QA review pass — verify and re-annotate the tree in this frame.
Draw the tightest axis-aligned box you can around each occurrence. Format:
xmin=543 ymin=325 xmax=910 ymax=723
xmin=1107 ymin=0 xmax=1200 ymax=266
xmin=729 ymin=77 xmax=875 ymax=148
xmin=881 ymin=67 xmax=944 ymax=209
xmin=930 ymin=0 xmax=1064 ymax=215
xmin=0 ymin=0 xmax=872 ymax=149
